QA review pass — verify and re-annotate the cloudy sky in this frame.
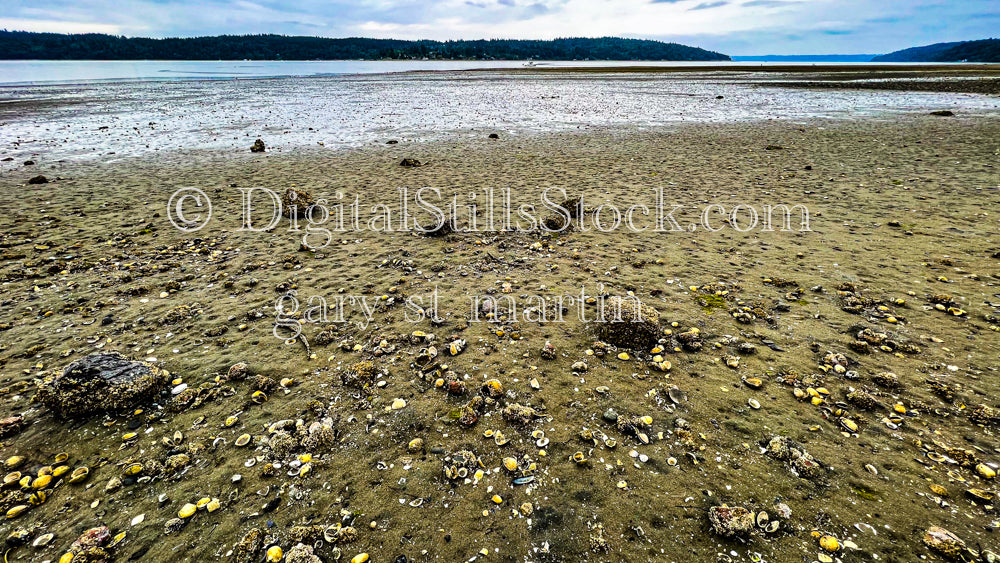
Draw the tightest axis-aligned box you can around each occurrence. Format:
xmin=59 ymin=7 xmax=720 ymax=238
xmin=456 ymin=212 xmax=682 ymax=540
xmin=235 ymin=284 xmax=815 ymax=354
xmin=2 ymin=0 xmax=997 ymax=55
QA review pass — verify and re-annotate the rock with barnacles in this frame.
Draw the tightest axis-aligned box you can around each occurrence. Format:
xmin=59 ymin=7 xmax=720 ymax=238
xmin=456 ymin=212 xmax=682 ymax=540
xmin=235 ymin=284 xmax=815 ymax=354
xmin=250 ymin=138 xmax=266 ymax=152
xmin=233 ymin=528 xmax=265 ymax=563
xmin=285 ymin=543 xmax=322 ymax=563
xmin=708 ymin=505 xmax=755 ymax=537
xmin=923 ymin=526 xmax=968 ymax=560
xmin=35 ymin=353 xmax=168 ymax=418
xmin=597 ymin=296 xmax=661 ymax=349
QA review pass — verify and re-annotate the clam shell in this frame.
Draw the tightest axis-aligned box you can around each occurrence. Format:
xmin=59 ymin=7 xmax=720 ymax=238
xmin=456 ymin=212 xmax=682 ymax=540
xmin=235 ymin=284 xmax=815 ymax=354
xmin=536 ymin=437 xmax=550 ymax=448
xmin=756 ymin=511 xmax=769 ymax=528
xmin=235 ymin=434 xmax=252 ymax=447
xmin=408 ymin=498 xmax=423 ymax=507
xmin=668 ymin=388 xmax=687 ymax=404
xmin=54 ymin=452 xmax=69 ymax=464
xmin=32 ymin=533 xmax=54 ymax=547
xmin=748 ymin=398 xmax=761 ymax=410
xmin=765 ymin=520 xmax=779 ymax=533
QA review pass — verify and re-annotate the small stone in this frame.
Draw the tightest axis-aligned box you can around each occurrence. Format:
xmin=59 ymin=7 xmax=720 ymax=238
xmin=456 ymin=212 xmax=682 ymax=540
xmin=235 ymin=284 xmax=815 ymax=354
xmin=391 ymin=398 xmax=407 ymax=410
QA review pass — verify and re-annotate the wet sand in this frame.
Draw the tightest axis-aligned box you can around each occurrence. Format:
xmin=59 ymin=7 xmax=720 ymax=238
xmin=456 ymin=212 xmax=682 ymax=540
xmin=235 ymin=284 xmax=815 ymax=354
xmin=0 ymin=112 xmax=1000 ymax=562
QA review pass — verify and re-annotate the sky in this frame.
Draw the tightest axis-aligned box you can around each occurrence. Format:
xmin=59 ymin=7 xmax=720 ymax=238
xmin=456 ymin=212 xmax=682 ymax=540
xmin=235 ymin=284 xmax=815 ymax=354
xmin=1 ymin=0 xmax=997 ymax=55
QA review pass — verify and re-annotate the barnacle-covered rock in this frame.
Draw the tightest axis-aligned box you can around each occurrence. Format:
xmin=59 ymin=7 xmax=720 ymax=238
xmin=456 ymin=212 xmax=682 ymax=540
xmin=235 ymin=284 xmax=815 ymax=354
xmin=708 ymin=505 xmax=755 ymax=537
xmin=970 ymin=404 xmax=1000 ymax=427
xmin=597 ymin=296 xmax=661 ymax=349
xmin=502 ymin=403 xmax=539 ymax=426
xmin=233 ymin=528 xmax=264 ymax=563
xmin=922 ymin=526 xmax=967 ymax=560
xmin=285 ymin=543 xmax=322 ymax=563
xmin=846 ymin=389 xmax=882 ymax=411
xmin=36 ymin=353 xmax=167 ymax=418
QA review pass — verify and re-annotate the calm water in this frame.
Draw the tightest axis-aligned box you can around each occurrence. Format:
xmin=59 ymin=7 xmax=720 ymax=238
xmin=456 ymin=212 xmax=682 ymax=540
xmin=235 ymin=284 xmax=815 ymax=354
xmin=0 ymin=59 xmax=981 ymax=86
xmin=0 ymin=62 xmax=997 ymax=162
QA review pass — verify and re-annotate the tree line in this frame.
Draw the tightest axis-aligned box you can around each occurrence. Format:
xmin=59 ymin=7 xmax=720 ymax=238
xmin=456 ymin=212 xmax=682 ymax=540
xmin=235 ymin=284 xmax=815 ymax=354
xmin=0 ymin=31 xmax=730 ymax=61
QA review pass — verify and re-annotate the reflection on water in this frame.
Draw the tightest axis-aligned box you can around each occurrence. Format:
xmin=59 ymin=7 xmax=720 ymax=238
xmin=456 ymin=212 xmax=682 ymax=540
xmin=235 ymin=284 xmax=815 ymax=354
xmin=0 ymin=68 xmax=997 ymax=161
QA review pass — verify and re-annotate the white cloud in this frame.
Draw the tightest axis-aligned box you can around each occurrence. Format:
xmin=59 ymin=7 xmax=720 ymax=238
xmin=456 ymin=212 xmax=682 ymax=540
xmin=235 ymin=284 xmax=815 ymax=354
xmin=0 ymin=17 xmax=123 ymax=34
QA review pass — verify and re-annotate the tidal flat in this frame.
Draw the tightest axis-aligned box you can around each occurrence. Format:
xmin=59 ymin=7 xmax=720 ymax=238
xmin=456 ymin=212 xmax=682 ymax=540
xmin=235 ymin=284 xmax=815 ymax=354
xmin=0 ymin=69 xmax=999 ymax=563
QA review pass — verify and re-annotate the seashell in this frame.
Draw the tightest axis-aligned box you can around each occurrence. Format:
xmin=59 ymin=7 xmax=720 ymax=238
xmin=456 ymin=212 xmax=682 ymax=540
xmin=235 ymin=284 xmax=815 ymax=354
xmin=236 ymin=434 xmax=252 ymax=447
xmin=668 ymin=387 xmax=687 ymax=404
xmin=6 ymin=505 xmax=28 ymax=519
xmin=927 ymin=452 xmax=946 ymax=463
xmin=840 ymin=419 xmax=859 ymax=433
xmin=252 ymin=391 xmax=268 ymax=403
xmin=408 ymin=497 xmax=424 ymax=507
xmin=37 ymin=465 xmax=53 ymax=477
xmin=748 ymin=398 xmax=761 ymax=410
xmin=173 ymin=430 xmax=184 ymax=443
xmin=178 ymin=503 xmax=197 ymax=518
xmin=865 ymin=464 xmax=878 ymax=475
xmin=244 ymin=458 xmax=257 ymax=468
xmin=28 ymin=490 xmax=46 ymax=505
xmin=742 ymin=377 xmax=763 ymax=389
xmin=3 ymin=472 xmax=21 ymax=487
xmin=224 ymin=416 xmax=239 ymax=428
xmin=494 ymin=431 xmax=508 ymax=446
xmin=666 ymin=457 xmax=677 ymax=466
xmin=123 ymin=463 xmax=143 ymax=476
xmin=32 ymin=474 xmax=52 ymax=489
xmin=207 ymin=498 xmax=221 ymax=512
xmin=503 ymin=457 xmax=519 ymax=472
xmin=69 ymin=467 xmax=89 ymax=484
xmin=573 ymin=451 xmax=587 ymax=464
xmin=299 ymin=463 xmax=312 ymax=477
xmin=456 ymin=467 xmax=469 ymax=479
xmin=819 ymin=535 xmax=840 ymax=552
xmin=122 ymin=432 xmax=138 ymax=442
xmin=637 ymin=432 xmax=650 ymax=444
xmin=531 ymin=430 xmax=545 ymax=439
xmin=131 ymin=513 xmax=145 ymax=526
xmin=351 ymin=554 xmax=369 ymax=563
xmin=966 ymin=488 xmax=995 ymax=503
xmin=196 ymin=497 xmax=212 ymax=510
xmin=52 ymin=465 xmax=71 ymax=478
xmin=108 ymin=531 xmax=127 ymax=549
xmin=536 ymin=437 xmax=550 ymax=448
xmin=5 ymin=456 xmax=24 ymax=469
xmin=929 ymin=484 xmax=949 ymax=497
xmin=765 ymin=520 xmax=779 ymax=533
xmin=54 ymin=452 xmax=69 ymax=463
xmin=640 ymin=415 xmax=653 ymax=426
xmin=604 ymin=437 xmax=617 ymax=448
xmin=513 ymin=475 xmax=535 ymax=486
xmin=33 ymin=533 xmax=54 ymax=547
xmin=976 ymin=464 xmax=996 ymax=480
xmin=482 ymin=429 xmax=494 ymax=438
xmin=324 ymin=525 xmax=342 ymax=543
xmin=266 ymin=546 xmax=283 ymax=562
xmin=19 ymin=475 xmax=31 ymax=488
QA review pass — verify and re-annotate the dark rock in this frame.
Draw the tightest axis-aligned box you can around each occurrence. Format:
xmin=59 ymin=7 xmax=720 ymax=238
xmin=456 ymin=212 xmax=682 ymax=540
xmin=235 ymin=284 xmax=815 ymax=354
xmin=1 ymin=157 xmax=12 ymax=162
xmin=419 ymin=215 xmax=454 ymax=237
xmin=250 ymin=139 xmax=266 ymax=152
xmin=281 ymin=188 xmax=316 ymax=219
xmin=488 ymin=133 xmax=500 ymax=139
xmin=0 ymin=415 xmax=24 ymax=439
xmin=708 ymin=505 xmax=755 ymax=537
xmin=560 ymin=196 xmax=583 ymax=219
xmin=23 ymin=160 xmax=35 ymax=166
xmin=597 ymin=296 xmax=661 ymax=349
xmin=716 ymin=95 xmax=724 ymax=99
xmin=930 ymin=110 xmax=954 ymax=117
xmin=36 ymin=353 xmax=168 ymax=418
xmin=386 ymin=139 xmax=399 ymax=144
xmin=400 ymin=158 xmax=423 ymax=167
xmin=28 ymin=175 xmax=48 ymax=184
xmin=765 ymin=145 xmax=783 ymax=150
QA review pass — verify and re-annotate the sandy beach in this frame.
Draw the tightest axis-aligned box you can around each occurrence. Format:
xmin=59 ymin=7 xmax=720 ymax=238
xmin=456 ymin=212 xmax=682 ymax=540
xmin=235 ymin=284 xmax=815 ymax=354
xmin=0 ymin=76 xmax=999 ymax=563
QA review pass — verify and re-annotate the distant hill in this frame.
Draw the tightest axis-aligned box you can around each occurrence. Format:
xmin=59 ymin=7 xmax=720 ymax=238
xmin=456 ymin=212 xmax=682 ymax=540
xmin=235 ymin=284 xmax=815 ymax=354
xmin=872 ymin=38 xmax=1000 ymax=62
xmin=733 ymin=55 xmax=876 ymax=62
xmin=0 ymin=31 xmax=730 ymax=61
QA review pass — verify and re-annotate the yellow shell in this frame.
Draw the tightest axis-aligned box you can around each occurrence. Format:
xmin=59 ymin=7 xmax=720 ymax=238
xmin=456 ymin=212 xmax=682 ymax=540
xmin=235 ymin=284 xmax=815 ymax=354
xmin=491 ymin=494 xmax=503 ymax=504
xmin=640 ymin=415 xmax=653 ymax=426
xmin=351 ymin=554 xmax=370 ymax=563
xmin=252 ymin=391 xmax=268 ymax=403
xmin=617 ymin=352 xmax=630 ymax=361
xmin=6 ymin=505 xmax=28 ymax=519
xmin=37 ymin=465 xmax=53 ymax=477
xmin=976 ymin=464 xmax=996 ymax=479
xmin=18 ymin=476 xmax=31 ymax=488
xmin=69 ymin=467 xmax=89 ymax=484
xmin=54 ymin=452 xmax=69 ymax=463
xmin=28 ymin=490 xmax=46 ymax=505
xmin=59 ymin=553 xmax=75 ymax=563
xmin=122 ymin=432 xmax=138 ymax=441
xmin=841 ymin=419 xmax=859 ymax=433
xmin=178 ymin=503 xmax=197 ymax=518
xmin=299 ymin=463 xmax=312 ymax=477
xmin=207 ymin=498 xmax=221 ymax=512
xmin=235 ymin=434 xmax=252 ymax=447
xmin=52 ymin=465 xmax=71 ymax=478
xmin=224 ymin=416 xmax=239 ymax=428
xmin=3 ymin=472 xmax=21 ymax=486
xmin=123 ymin=463 xmax=143 ymax=476
xmin=5 ymin=456 xmax=24 ymax=469
xmin=32 ymin=474 xmax=52 ymax=489
xmin=819 ymin=535 xmax=840 ymax=552
xmin=930 ymin=484 xmax=949 ymax=497
xmin=196 ymin=497 xmax=212 ymax=509
xmin=503 ymin=457 xmax=518 ymax=472
xmin=266 ymin=546 xmax=283 ymax=562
